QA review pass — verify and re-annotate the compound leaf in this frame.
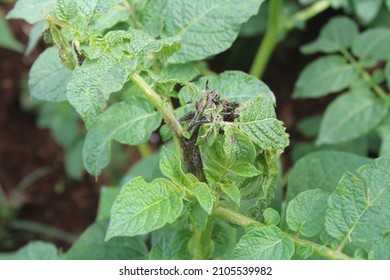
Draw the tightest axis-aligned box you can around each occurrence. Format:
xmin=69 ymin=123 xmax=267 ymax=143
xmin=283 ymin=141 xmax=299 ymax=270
xmin=106 ymin=177 xmax=184 ymax=240
xmin=301 ymin=16 xmax=358 ymax=54
xmin=233 ymin=225 xmax=294 ymax=260
xmin=163 ymin=0 xmax=264 ymax=63
xmin=286 ymin=189 xmax=328 ymax=237
xmin=83 ymin=100 xmax=161 ymax=176
xmin=65 ymin=219 xmax=148 ymax=260
xmin=286 ymin=151 xmax=372 ymax=201
xmin=317 ymin=91 xmax=388 ymax=145
xmin=325 ymin=158 xmax=390 ymax=246
xmin=293 ymin=55 xmax=356 ymax=98
xmin=29 ymin=47 xmax=72 ymax=102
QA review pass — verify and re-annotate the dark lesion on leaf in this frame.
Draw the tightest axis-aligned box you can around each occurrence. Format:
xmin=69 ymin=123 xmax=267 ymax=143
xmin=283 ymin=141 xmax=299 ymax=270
xmin=178 ymin=82 xmax=240 ymax=182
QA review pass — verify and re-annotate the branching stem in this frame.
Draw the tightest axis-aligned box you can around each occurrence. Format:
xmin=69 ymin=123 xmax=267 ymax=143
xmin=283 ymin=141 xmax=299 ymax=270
xmin=212 ymin=205 xmax=351 ymax=260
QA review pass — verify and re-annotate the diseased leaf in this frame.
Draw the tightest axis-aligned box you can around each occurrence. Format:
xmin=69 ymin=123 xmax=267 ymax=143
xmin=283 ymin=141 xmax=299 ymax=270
xmin=325 ymin=158 xmax=390 ymax=246
xmin=6 ymin=0 xmax=56 ymax=24
xmin=286 ymin=189 xmax=328 ymax=237
xmin=352 ymin=28 xmax=390 ymax=61
xmin=65 ymin=220 xmax=148 ymax=260
xmin=287 ymin=151 xmax=372 ymax=201
xmin=29 ymin=47 xmax=72 ymax=102
xmin=178 ymin=70 xmax=275 ymax=105
xmin=317 ymin=91 xmax=388 ymax=145
xmin=352 ymin=0 xmax=382 ymax=24
xmin=83 ymin=100 xmax=161 ymax=176
xmin=67 ymin=56 xmax=136 ymax=127
xmin=223 ymin=126 xmax=256 ymax=163
xmin=238 ymin=95 xmax=289 ymax=152
xmin=233 ymin=225 xmax=294 ymax=260
xmin=263 ymin=208 xmax=280 ymax=226
xmin=106 ymin=177 xmax=184 ymax=240
xmin=301 ymin=16 xmax=358 ymax=54
xmin=0 ymin=242 xmax=59 ymax=260
xmin=163 ymin=0 xmax=264 ymax=63
xmin=293 ymin=55 xmax=356 ymax=98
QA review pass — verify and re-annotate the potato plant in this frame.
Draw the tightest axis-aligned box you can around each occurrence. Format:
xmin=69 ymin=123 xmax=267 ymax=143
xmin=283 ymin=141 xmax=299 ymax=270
xmin=2 ymin=0 xmax=390 ymax=260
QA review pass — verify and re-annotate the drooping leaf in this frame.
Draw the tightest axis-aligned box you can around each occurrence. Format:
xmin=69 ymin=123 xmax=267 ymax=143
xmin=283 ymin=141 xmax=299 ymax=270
xmin=233 ymin=225 xmax=294 ymax=260
xmin=106 ymin=177 xmax=184 ymax=240
xmin=29 ymin=47 xmax=72 ymax=102
xmin=65 ymin=219 xmax=148 ymax=260
xmin=351 ymin=0 xmax=382 ymax=24
xmin=263 ymin=208 xmax=280 ymax=226
xmin=178 ymin=70 xmax=275 ymax=105
xmin=6 ymin=0 xmax=56 ymax=24
xmin=0 ymin=13 xmax=24 ymax=52
xmin=96 ymin=186 xmax=120 ymax=221
xmin=67 ymin=56 xmax=135 ymax=127
xmin=163 ymin=0 xmax=264 ymax=63
xmin=317 ymin=91 xmax=388 ymax=145
xmin=238 ymin=95 xmax=289 ymax=152
xmin=301 ymin=16 xmax=358 ymax=54
xmin=325 ymin=158 xmax=390 ymax=246
xmin=0 ymin=242 xmax=60 ymax=260
xmin=287 ymin=151 xmax=372 ymax=201
xmin=293 ymin=55 xmax=356 ymax=98
xmin=352 ymin=28 xmax=390 ymax=61
xmin=83 ymin=100 xmax=161 ymax=176
xmin=286 ymin=189 xmax=328 ymax=237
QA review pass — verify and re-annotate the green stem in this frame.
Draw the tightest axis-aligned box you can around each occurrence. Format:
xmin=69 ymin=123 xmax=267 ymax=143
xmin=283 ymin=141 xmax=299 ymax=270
xmin=137 ymin=143 xmax=152 ymax=158
xmin=284 ymin=0 xmax=332 ymax=30
xmin=249 ymin=0 xmax=282 ymax=78
xmin=212 ymin=205 xmax=351 ymax=260
xmin=190 ymin=219 xmax=215 ymax=259
xmin=340 ymin=49 xmax=390 ymax=105
xmin=130 ymin=73 xmax=183 ymax=137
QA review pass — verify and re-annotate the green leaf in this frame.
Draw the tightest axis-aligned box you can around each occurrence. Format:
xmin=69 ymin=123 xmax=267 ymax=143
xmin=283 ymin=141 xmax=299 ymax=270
xmin=223 ymin=126 xmax=256 ymax=163
xmin=377 ymin=115 xmax=390 ymax=158
xmin=287 ymin=151 xmax=372 ymax=201
xmin=55 ymin=0 xmax=78 ymax=23
xmin=6 ymin=0 xmax=56 ymax=24
xmin=138 ymin=0 xmax=168 ymax=37
xmin=219 ymin=183 xmax=241 ymax=205
xmin=352 ymin=0 xmax=382 ymax=24
xmin=179 ymin=70 xmax=275 ymax=105
xmin=77 ymin=0 xmax=122 ymax=25
xmin=149 ymin=227 xmax=191 ymax=260
xmin=0 ymin=13 xmax=24 ymax=52
xmin=120 ymin=151 xmax=162 ymax=184
xmin=83 ymin=100 xmax=161 ymax=176
xmin=65 ymin=219 xmax=147 ymax=260
xmin=29 ymin=47 xmax=72 ymax=102
xmin=106 ymin=177 xmax=184 ymax=240
xmin=286 ymin=189 xmax=328 ymax=237
xmin=293 ymin=55 xmax=356 ymax=98
xmin=163 ymin=0 xmax=264 ymax=63
xmin=325 ymin=158 xmax=390 ymax=245
xmin=352 ymin=28 xmax=390 ymax=61
xmin=160 ymin=63 xmax=199 ymax=83
xmin=67 ymin=56 xmax=135 ymax=127
xmin=233 ymin=225 xmax=294 ymax=260
xmin=25 ymin=20 xmax=45 ymax=55
xmin=263 ymin=208 xmax=280 ymax=226
xmin=0 ymin=241 xmax=59 ymax=260
xmin=301 ymin=16 xmax=358 ymax=54
xmin=48 ymin=23 xmax=76 ymax=70
xmin=187 ymin=182 xmax=214 ymax=214
xmin=368 ymin=235 xmax=390 ymax=260
xmin=211 ymin=221 xmax=236 ymax=259
xmin=159 ymin=146 xmax=194 ymax=186
xmin=317 ymin=91 xmax=388 ymax=145
xmin=297 ymin=115 xmax=322 ymax=138
xmin=96 ymin=186 xmax=120 ymax=221
xmin=201 ymin=136 xmax=260 ymax=186
xmin=64 ymin=137 xmax=85 ymax=180
xmin=238 ymin=95 xmax=289 ymax=152
xmin=295 ymin=244 xmax=314 ymax=260
xmin=187 ymin=202 xmax=208 ymax=231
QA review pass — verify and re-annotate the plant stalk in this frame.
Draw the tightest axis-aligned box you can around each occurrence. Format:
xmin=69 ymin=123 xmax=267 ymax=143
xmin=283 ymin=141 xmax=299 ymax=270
xmin=249 ymin=0 xmax=282 ymax=78
xmin=137 ymin=143 xmax=152 ymax=158
xmin=212 ymin=205 xmax=351 ymax=260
